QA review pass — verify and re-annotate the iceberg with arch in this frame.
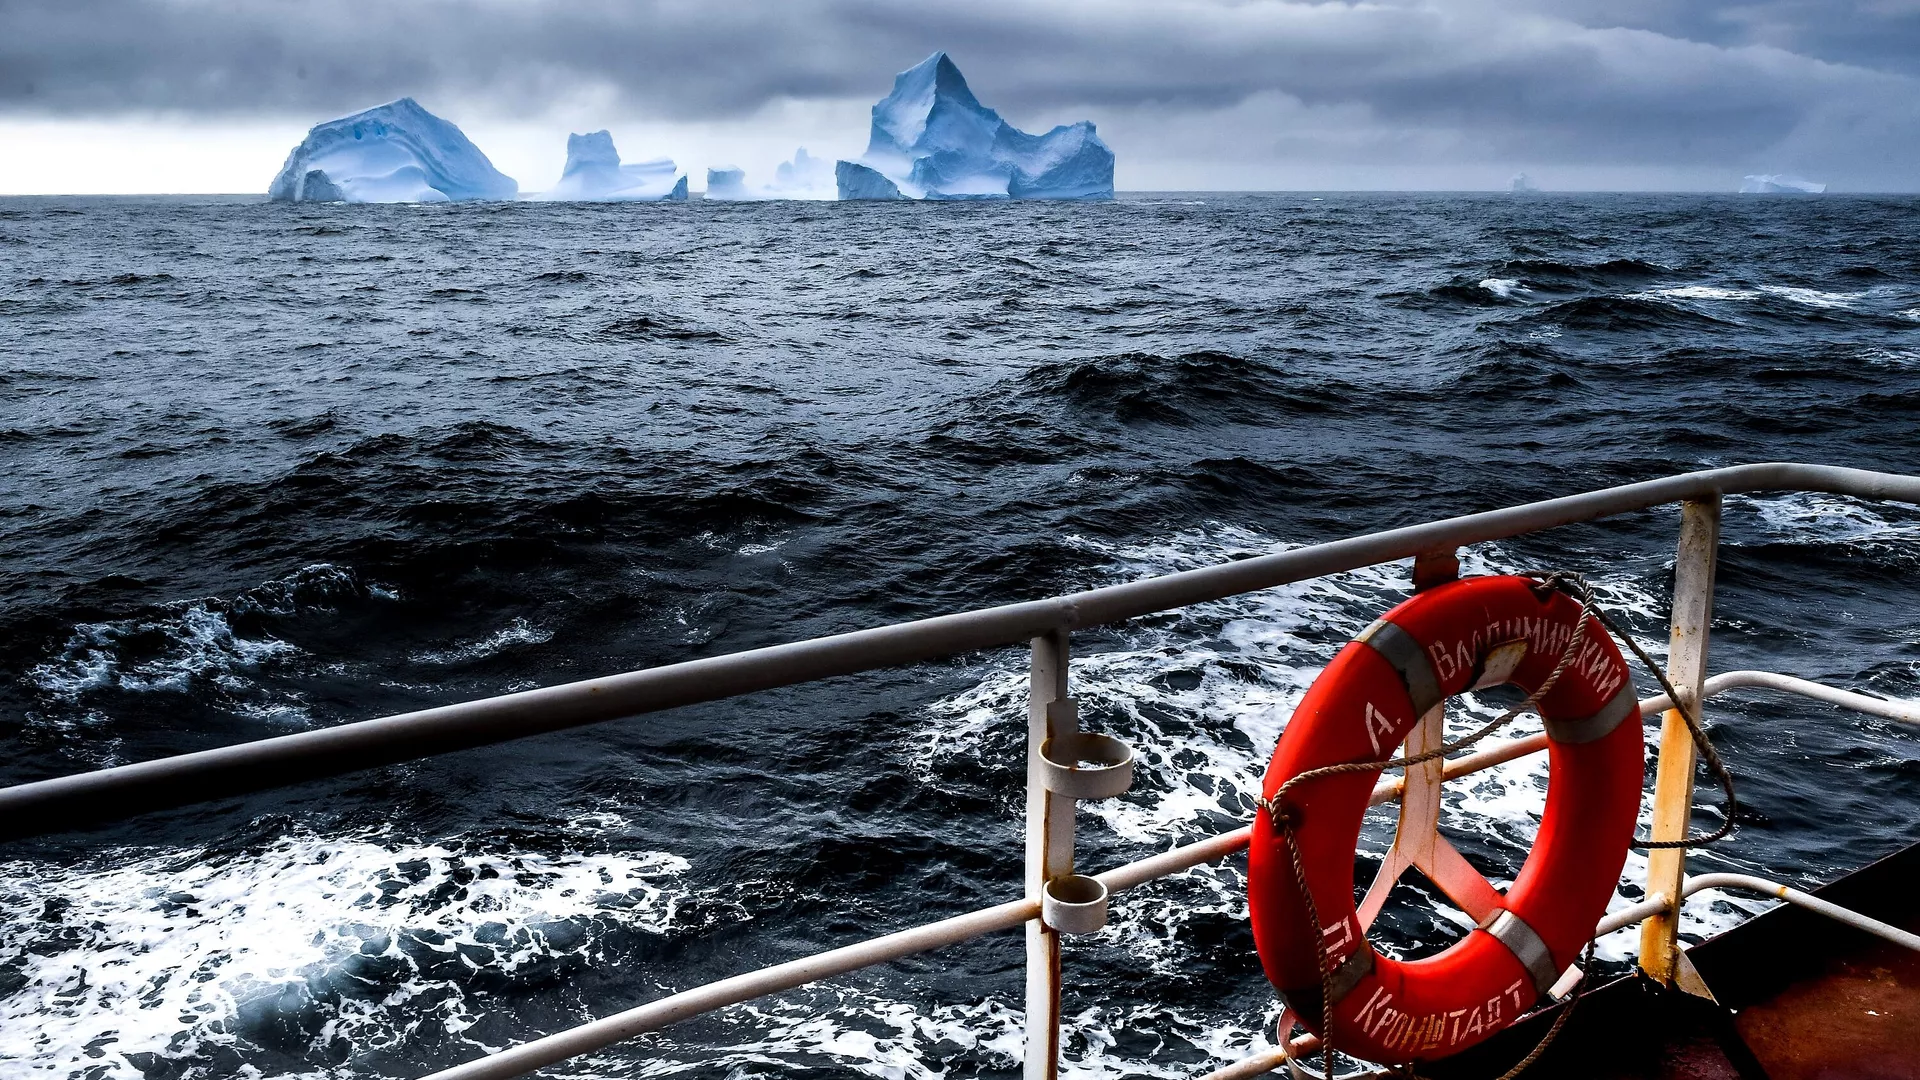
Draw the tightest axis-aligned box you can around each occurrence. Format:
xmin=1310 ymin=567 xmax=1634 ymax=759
xmin=836 ymin=53 xmax=1113 ymax=201
xmin=268 ymin=98 xmax=517 ymax=203
xmin=544 ymin=131 xmax=687 ymax=201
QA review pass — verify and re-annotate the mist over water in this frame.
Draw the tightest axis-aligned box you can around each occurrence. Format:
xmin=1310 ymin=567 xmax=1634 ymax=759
xmin=1 ymin=192 xmax=1918 ymax=1079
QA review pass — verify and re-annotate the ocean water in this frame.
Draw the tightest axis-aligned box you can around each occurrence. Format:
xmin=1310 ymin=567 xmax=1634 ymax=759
xmin=1 ymin=192 xmax=1918 ymax=1080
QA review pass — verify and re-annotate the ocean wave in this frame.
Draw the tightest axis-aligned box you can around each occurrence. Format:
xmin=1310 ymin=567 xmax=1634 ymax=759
xmin=596 ymin=316 xmax=732 ymax=343
xmin=1521 ymin=295 xmax=1730 ymax=332
xmin=410 ymin=616 xmax=555 ymax=665
xmin=1758 ymin=285 xmax=1862 ymax=310
xmin=0 ymin=830 xmax=716 ymax=1080
xmin=1500 ymin=257 xmax=1672 ymax=281
xmin=1636 ymin=284 xmax=1759 ymax=302
xmin=1726 ymin=491 xmax=1920 ymax=554
xmin=27 ymin=564 xmax=396 ymax=729
xmin=1015 ymin=352 xmax=1348 ymax=426
xmin=1634 ymin=283 xmax=1865 ymax=310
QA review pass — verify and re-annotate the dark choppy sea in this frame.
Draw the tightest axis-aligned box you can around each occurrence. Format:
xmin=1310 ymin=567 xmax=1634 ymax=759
xmin=1 ymin=192 xmax=1918 ymax=1079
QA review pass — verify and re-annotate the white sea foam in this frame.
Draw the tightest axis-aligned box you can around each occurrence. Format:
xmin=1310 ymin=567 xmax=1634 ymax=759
xmin=1758 ymin=285 xmax=1861 ymax=309
xmin=1729 ymin=490 xmax=1920 ymax=549
xmin=584 ymin=988 xmax=1289 ymax=1080
xmin=1478 ymin=278 xmax=1525 ymax=300
xmin=31 ymin=601 xmax=299 ymax=698
xmin=0 ymin=831 xmax=707 ymax=1080
xmin=30 ymin=564 xmax=390 ymax=705
xmin=1634 ymin=284 xmax=1864 ymax=309
xmin=1900 ymin=308 xmax=1920 ymax=322
xmin=1860 ymin=346 xmax=1920 ymax=369
xmin=1633 ymin=285 xmax=1759 ymax=302
xmin=410 ymin=616 xmax=554 ymax=664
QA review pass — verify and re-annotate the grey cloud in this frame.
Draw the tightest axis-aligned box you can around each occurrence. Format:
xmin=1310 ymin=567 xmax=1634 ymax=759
xmin=3 ymin=0 xmax=1918 ymax=186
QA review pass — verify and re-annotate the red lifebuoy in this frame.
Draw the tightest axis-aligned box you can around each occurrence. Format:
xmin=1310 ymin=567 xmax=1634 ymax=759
xmin=1248 ymin=575 xmax=1643 ymax=1064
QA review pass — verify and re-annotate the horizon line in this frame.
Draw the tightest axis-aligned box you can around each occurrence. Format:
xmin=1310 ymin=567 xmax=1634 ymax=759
xmin=0 ymin=188 xmax=1909 ymax=198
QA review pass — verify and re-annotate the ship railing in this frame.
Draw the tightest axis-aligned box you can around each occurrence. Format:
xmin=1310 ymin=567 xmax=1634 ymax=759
xmin=3 ymin=462 xmax=1919 ymax=1080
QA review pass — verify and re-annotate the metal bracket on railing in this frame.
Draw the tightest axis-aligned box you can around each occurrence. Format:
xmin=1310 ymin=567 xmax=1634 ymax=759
xmin=1037 ymin=700 xmax=1135 ymax=800
xmin=1042 ymin=874 xmax=1110 ymax=935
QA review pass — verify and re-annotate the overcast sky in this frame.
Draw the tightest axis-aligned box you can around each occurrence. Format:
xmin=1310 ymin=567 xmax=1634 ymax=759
xmin=3 ymin=0 xmax=1918 ymax=193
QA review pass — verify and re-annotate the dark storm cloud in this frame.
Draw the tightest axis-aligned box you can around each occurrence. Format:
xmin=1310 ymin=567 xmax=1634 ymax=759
xmin=4 ymin=0 xmax=1918 ymax=180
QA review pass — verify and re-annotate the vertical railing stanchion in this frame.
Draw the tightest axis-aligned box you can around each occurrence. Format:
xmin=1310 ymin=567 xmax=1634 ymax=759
xmin=1025 ymin=628 xmax=1074 ymax=1080
xmin=1638 ymin=495 xmax=1721 ymax=985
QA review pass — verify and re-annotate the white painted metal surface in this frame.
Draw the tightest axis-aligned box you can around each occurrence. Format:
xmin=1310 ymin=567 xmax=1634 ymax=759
xmin=1026 ymin=630 xmax=1073 ymax=1080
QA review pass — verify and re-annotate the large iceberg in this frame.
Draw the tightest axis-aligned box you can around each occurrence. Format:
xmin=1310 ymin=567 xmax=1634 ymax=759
xmin=268 ymin=98 xmax=517 ymax=203
xmin=543 ymin=131 xmax=687 ymax=201
xmin=836 ymin=53 xmax=1113 ymax=201
xmin=705 ymin=149 xmax=837 ymax=201
xmin=1740 ymin=174 xmax=1826 ymax=194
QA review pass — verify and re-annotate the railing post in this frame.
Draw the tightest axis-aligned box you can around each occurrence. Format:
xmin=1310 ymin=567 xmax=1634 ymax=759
xmin=1025 ymin=628 xmax=1074 ymax=1080
xmin=1639 ymin=496 xmax=1721 ymax=984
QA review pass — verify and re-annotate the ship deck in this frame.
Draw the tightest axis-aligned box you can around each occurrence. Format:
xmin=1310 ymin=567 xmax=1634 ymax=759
xmin=1432 ymin=839 xmax=1920 ymax=1080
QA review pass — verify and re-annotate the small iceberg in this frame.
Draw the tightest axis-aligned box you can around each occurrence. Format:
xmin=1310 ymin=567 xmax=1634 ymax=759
xmin=836 ymin=52 xmax=1114 ymax=201
xmin=706 ymin=149 xmax=836 ymax=201
xmin=773 ymin=148 xmax=836 ymax=196
xmin=1740 ymin=174 xmax=1826 ymax=195
xmin=1509 ymin=173 xmax=1539 ymax=193
xmin=543 ymin=131 xmax=687 ymax=201
xmin=706 ymin=166 xmax=749 ymax=200
xmin=268 ymin=98 xmax=517 ymax=203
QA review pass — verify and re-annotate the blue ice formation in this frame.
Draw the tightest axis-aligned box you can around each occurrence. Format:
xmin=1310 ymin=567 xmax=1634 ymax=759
xmin=835 ymin=162 xmax=906 ymax=200
xmin=544 ymin=131 xmax=687 ymax=201
xmin=836 ymin=53 xmax=1113 ymax=201
xmin=775 ymin=148 xmax=835 ymax=195
xmin=1740 ymin=174 xmax=1826 ymax=194
xmin=268 ymin=98 xmax=517 ymax=203
xmin=706 ymin=166 xmax=748 ymax=200
xmin=706 ymin=149 xmax=836 ymax=201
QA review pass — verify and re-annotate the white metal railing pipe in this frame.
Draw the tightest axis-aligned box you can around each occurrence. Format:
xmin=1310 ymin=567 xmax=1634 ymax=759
xmin=3 ymin=463 xmax=1917 ymax=839
xmin=1683 ymin=873 xmax=1920 ymax=953
xmin=1680 ymin=671 xmax=1920 ymax=725
xmin=1026 ymin=630 xmax=1074 ymax=1080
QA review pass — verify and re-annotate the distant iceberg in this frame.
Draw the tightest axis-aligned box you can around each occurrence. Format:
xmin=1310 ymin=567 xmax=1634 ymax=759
xmin=706 ymin=166 xmax=749 ymax=200
xmin=269 ymin=98 xmax=517 ymax=203
xmin=1509 ymin=173 xmax=1539 ymax=193
xmin=543 ymin=131 xmax=687 ymax=201
xmin=706 ymin=149 xmax=837 ymax=201
xmin=1740 ymin=174 xmax=1826 ymax=195
xmin=774 ymin=148 xmax=835 ymax=196
xmin=837 ymin=53 xmax=1114 ymax=201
